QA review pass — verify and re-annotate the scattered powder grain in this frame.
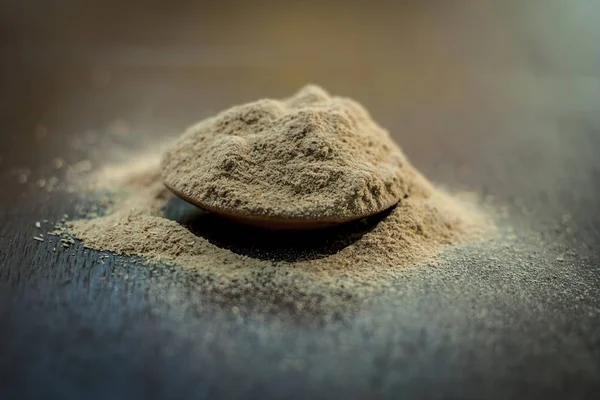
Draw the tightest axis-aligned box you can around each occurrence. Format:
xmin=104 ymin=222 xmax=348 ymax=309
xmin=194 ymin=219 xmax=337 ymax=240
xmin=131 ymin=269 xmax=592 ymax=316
xmin=162 ymin=85 xmax=415 ymax=221
xmin=66 ymin=86 xmax=491 ymax=315
xmin=69 ymin=155 xmax=488 ymax=314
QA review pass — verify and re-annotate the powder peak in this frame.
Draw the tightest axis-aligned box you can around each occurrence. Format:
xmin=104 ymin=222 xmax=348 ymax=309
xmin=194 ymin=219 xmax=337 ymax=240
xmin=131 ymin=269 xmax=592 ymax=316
xmin=162 ymin=85 xmax=419 ymax=223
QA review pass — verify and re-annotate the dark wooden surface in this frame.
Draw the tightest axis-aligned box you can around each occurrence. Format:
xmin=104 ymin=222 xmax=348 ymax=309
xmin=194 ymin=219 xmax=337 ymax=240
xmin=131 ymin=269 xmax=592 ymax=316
xmin=1 ymin=1 xmax=600 ymax=399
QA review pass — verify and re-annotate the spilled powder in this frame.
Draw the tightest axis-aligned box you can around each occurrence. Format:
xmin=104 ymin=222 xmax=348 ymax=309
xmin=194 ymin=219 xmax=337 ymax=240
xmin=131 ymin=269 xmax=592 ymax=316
xmin=68 ymin=153 xmax=489 ymax=315
xmin=66 ymin=86 xmax=492 ymax=315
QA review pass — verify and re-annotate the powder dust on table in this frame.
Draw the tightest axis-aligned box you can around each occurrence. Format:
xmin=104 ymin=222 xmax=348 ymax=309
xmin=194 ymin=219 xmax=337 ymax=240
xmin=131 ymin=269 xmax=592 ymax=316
xmin=66 ymin=85 xmax=492 ymax=315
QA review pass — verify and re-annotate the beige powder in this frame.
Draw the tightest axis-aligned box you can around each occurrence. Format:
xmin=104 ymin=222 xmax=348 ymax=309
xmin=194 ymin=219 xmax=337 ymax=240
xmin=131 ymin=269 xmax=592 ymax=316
xmin=66 ymin=86 xmax=491 ymax=315
xmin=161 ymin=85 xmax=415 ymax=222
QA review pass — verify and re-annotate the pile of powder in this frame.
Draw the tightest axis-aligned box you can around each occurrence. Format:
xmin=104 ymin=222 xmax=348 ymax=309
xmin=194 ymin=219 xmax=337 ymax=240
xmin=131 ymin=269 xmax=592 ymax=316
xmin=161 ymin=85 xmax=413 ymax=221
xmin=66 ymin=85 xmax=492 ymax=315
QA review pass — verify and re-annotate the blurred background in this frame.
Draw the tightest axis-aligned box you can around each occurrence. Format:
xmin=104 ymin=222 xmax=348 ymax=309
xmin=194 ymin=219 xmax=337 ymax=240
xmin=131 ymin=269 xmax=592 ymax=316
xmin=1 ymin=0 xmax=599 ymax=222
